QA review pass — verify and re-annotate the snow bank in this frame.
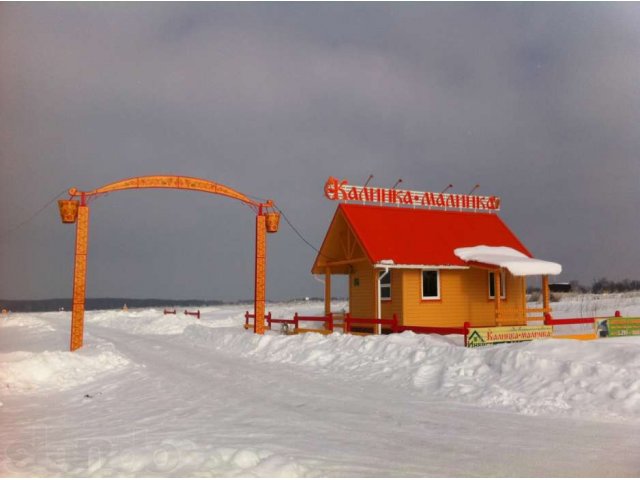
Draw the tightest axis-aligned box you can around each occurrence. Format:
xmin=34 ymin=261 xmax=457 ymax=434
xmin=91 ymin=443 xmax=312 ymax=477
xmin=1 ymin=314 xmax=56 ymax=331
xmin=0 ymin=344 xmax=130 ymax=394
xmin=454 ymin=245 xmax=562 ymax=275
xmin=2 ymin=297 xmax=640 ymax=476
xmin=86 ymin=309 xmax=219 ymax=335
xmin=184 ymin=326 xmax=640 ymax=422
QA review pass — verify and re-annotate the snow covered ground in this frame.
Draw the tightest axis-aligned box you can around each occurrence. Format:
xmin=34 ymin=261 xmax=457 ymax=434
xmin=1 ymin=294 xmax=640 ymax=476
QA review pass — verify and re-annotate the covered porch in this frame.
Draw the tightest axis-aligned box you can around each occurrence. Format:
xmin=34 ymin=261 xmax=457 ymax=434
xmin=454 ymin=246 xmax=563 ymax=327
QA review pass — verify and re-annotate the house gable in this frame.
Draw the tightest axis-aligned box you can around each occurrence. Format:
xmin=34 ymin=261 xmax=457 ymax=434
xmin=311 ymin=207 xmax=370 ymax=275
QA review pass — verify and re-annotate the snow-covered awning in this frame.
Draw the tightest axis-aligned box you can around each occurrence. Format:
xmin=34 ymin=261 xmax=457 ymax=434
xmin=453 ymin=246 xmax=562 ymax=276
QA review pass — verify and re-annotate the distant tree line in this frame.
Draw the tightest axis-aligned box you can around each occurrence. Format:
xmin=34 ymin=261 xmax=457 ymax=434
xmin=528 ymin=278 xmax=640 ymax=295
xmin=0 ymin=296 xmax=344 ymax=313
xmin=0 ymin=298 xmax=226 ymax=313
xmin=589 ymin=278 xmax=640 ymax=294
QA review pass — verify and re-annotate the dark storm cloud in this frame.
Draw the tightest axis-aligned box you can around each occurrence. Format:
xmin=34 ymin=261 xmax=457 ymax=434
xmin=1 ymin=3 xmax=639 ymax=300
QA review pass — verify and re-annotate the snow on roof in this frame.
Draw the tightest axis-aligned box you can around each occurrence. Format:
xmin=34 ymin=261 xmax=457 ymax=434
xmin=454 ymin=245 xmax=562 ymax=276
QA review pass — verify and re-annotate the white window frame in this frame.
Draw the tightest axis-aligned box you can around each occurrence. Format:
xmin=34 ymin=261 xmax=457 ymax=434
xmin=379 ymin=270 xmax=391 ymax=300
xmin=488 ymin=270 xmax=507 ymax=300
xmin=421 ymin=269 xmax=440 ymax=300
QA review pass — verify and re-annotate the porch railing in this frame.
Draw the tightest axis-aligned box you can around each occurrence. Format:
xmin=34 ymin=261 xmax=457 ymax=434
xmin=495 ymin=306 xmax=551 ymax=326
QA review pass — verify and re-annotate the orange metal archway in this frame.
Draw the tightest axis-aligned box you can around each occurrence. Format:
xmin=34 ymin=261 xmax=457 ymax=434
xmin=58 ymin=175 xmax=278 ymax=351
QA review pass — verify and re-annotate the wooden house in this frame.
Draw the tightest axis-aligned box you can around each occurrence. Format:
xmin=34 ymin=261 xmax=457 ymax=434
xmin=312 ymin=203 xmax=561 ymax=329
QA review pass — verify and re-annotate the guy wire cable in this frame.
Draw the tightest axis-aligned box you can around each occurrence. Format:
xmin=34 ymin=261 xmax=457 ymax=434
xmin=0 ymin=188 xmax=69 ymax=241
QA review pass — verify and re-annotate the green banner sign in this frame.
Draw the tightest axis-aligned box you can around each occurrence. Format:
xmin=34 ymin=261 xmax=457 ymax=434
xmin=601 ymin=317 xmax=640 ymax=337
xmin=466 ymin=325 xmax=553 ymax=348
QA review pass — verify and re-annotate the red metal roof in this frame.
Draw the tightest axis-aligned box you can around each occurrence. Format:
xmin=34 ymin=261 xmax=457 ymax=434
xmin=338 ymin=203 xmax=532 ymax=266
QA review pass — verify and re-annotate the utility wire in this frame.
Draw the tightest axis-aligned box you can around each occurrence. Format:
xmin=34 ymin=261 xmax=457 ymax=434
xmin=273 ymin=204 xmax=321 ymax=255
xmin=220 ymin=192 xmax=336 ymax=261
xmin=272 ymin=203 xmax=337 ymax=262
xmin=0 ymin=189 xmax=68 ymax=241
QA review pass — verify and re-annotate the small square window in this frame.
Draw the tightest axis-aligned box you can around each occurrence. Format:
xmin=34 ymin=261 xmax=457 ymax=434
xmin=422 ymin=270 xmax=440 ymax=299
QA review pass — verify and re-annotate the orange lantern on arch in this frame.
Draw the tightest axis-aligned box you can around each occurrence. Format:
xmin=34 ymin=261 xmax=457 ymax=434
xmin=58 ymin=200 xmax=80 ymax=224
xmin=265 ymin=211 xmax=280 ymax=233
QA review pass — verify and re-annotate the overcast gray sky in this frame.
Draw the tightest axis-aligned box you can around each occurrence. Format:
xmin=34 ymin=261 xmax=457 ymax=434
xmin=1 ymin=3 xmax=639 ymax=301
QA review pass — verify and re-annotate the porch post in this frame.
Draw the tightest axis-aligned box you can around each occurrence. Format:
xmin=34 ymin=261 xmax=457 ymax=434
xmin=542 ymin=274 xmax=550 ymax=315
xmin=324 ymin=267 xmax=331 ymax=315
xmin=520 ymin=276 xmax=527 ymax=325
xmin=494 ymin=269 xmax=501 ymax=326
xmin=374 ymin=269 xmax=381 ymax=334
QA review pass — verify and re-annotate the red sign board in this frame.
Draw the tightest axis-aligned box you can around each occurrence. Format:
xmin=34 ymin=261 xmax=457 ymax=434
xmin=324 ymin=177 xmax=501 ymax=212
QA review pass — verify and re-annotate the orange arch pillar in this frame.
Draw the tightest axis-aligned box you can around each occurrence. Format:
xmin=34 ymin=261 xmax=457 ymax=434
xmin=254 ymin=211 xmax=267 ymax=334
xmin=70 ymin=198 xmax=89 ymax=351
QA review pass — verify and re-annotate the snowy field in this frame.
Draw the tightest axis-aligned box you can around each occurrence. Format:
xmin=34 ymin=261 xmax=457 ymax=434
xmin=1 ymin=294 xmax=640 ymax=476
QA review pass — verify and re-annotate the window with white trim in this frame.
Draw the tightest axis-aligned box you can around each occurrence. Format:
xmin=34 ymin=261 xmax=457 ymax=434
xmin=488 ymin=271 xmax=507 ymax=299
xmin=421 ymin=270 xmax=440 ymax=299
xmin=379 ymin=270 xmax=391 ymax=300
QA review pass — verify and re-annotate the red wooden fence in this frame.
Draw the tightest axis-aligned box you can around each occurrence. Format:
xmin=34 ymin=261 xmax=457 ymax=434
xmin=344 ymin=313 xmax=399 ymax=334
xmin=267 ymin=312 xmax=297 ymax=330
xmin=398 ymin=325 xmax=467 ymax=335
xmin=543 ymin=313 xmax=595 ymax=325
xmin=294 ymin=313 xmax=333 ymax=333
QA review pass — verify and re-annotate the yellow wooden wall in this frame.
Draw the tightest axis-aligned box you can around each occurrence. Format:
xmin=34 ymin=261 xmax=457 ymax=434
xmin=348 ymin=266 xmax=526 ymax=327
xmin=399 ymin=268 xmax=525 ymax=327
xmin=349 ymin=263 xmax=376 ymax=318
